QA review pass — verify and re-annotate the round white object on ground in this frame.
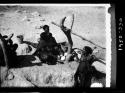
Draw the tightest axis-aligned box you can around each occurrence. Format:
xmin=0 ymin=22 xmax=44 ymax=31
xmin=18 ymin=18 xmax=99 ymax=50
xmin=90 ymin=82 xmax=103 ymax=87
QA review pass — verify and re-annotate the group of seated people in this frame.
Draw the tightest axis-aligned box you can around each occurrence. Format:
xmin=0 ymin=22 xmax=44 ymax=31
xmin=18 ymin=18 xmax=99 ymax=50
xmin=0 ymin=20 xmax=105 ymax=87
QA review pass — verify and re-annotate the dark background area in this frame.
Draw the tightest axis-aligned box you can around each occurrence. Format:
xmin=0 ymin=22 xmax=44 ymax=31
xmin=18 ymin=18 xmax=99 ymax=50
xmin=116 ymin=3 xmax=125 ymax=90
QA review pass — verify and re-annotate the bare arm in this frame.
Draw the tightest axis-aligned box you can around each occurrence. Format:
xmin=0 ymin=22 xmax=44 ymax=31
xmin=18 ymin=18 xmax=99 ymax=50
xmin=23 ymin=41 xmax=38 ymax=48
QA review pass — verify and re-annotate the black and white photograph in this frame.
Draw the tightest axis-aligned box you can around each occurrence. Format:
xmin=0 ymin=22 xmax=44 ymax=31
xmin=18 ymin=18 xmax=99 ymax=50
xmin=0 ymin=4 xmax=111 ymax=88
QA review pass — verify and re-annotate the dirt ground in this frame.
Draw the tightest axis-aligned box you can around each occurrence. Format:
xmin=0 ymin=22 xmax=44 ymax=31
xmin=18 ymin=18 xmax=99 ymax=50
xmin=0 ymin=5 xmax=106 ymax=87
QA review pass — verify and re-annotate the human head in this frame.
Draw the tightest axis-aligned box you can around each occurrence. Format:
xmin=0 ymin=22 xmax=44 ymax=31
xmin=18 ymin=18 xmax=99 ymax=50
xmin=82 ymin=46 xmax=93 ymax=56
xmin=17 ymin=35 xmax=24 ymax=44
xmin=42 ymin=25 xmax=49 ymax=33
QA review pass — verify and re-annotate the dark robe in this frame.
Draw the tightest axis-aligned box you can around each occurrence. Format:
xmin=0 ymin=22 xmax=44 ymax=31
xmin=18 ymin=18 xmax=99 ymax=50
xmin=74 ymin=54 xmax=96 ymax=87
xmin=34 ymin=32 xmax=58 ymax=64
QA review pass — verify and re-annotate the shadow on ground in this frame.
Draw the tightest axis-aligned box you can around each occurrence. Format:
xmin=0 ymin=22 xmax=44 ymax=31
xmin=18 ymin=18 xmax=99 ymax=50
xmin=9 ymin=55 xmax=42 ymax=68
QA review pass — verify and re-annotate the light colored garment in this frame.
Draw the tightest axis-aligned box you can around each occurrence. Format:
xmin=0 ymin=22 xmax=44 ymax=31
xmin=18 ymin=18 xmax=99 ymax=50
xmin=16 ymin=43 xmax=31 ymax=55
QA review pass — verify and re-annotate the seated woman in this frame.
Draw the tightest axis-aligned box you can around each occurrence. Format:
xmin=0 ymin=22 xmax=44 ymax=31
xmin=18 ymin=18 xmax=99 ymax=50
xmin=16 ymin=35 xmax=32 ymax=55
xmin=33 ymin=25 xmax=58 ymax=65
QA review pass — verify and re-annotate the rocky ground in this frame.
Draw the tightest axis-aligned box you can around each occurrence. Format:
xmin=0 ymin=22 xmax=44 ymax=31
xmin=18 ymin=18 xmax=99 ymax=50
xmin=0 ymin=5 xmax=106 ymax=87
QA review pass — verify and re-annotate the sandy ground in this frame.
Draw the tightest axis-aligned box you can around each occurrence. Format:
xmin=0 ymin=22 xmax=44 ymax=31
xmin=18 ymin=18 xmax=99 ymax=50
xmin=0 ymin=5 xmax=106 ymax=87
xmin=0 ymin=61 xmax=79 ymax=87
